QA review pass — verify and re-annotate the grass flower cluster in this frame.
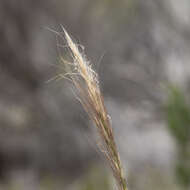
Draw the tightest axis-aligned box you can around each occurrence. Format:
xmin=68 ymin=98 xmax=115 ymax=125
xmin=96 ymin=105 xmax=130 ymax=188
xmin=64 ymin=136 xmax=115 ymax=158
xmin=59 ymin=28 xmax=128 ymax=190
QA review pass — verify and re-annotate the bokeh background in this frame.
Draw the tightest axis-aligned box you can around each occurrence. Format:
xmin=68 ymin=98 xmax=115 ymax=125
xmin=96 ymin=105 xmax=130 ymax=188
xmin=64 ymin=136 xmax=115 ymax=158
xmin=0 ymin=0 xmax=190 ymax=189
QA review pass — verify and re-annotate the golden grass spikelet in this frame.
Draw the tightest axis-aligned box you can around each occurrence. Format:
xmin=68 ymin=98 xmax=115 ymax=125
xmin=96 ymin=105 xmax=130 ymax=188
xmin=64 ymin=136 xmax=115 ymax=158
xmin=61 ymin=27 xmax=128 ymax=190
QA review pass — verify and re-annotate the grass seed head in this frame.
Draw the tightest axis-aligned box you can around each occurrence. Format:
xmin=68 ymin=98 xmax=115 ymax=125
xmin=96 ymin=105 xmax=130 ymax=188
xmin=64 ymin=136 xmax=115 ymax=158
xmin=60 ymin=27 xmax=128 ymax=190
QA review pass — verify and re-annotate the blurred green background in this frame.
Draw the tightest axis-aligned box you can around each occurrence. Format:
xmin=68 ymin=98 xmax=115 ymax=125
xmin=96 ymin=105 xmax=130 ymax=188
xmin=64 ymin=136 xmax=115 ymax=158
xmin=0 ymin=0 xmax=190 ymax=189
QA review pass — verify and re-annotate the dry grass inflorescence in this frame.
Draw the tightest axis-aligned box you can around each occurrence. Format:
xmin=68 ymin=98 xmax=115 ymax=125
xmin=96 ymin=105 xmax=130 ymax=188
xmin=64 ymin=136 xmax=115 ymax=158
xmin=57 ymin=27 xmax=128 ymax=190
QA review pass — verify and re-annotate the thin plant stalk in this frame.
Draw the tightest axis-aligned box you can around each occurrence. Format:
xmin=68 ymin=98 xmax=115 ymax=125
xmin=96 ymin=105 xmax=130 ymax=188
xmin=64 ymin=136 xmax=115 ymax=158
xmin=60 ymin=28 xmax=128 ymax=190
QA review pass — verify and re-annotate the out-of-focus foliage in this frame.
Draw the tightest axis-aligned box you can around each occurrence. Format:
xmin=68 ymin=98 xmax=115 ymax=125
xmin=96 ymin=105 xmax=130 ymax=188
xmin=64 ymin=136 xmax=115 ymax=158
xmin=128 ymin=167 xmax=180 ymax=190
xmin=78 ymin=166 xmax=110 ymax=190
xmin=166 ymin=86 xmax=190 ymax=145
xmin=166 ymin=85 xmax=190 ymax=189
xmin=40 ymin=165 xmax=111 ymax=190
xmin=0 ymin=165 xmax=110 ymax=190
